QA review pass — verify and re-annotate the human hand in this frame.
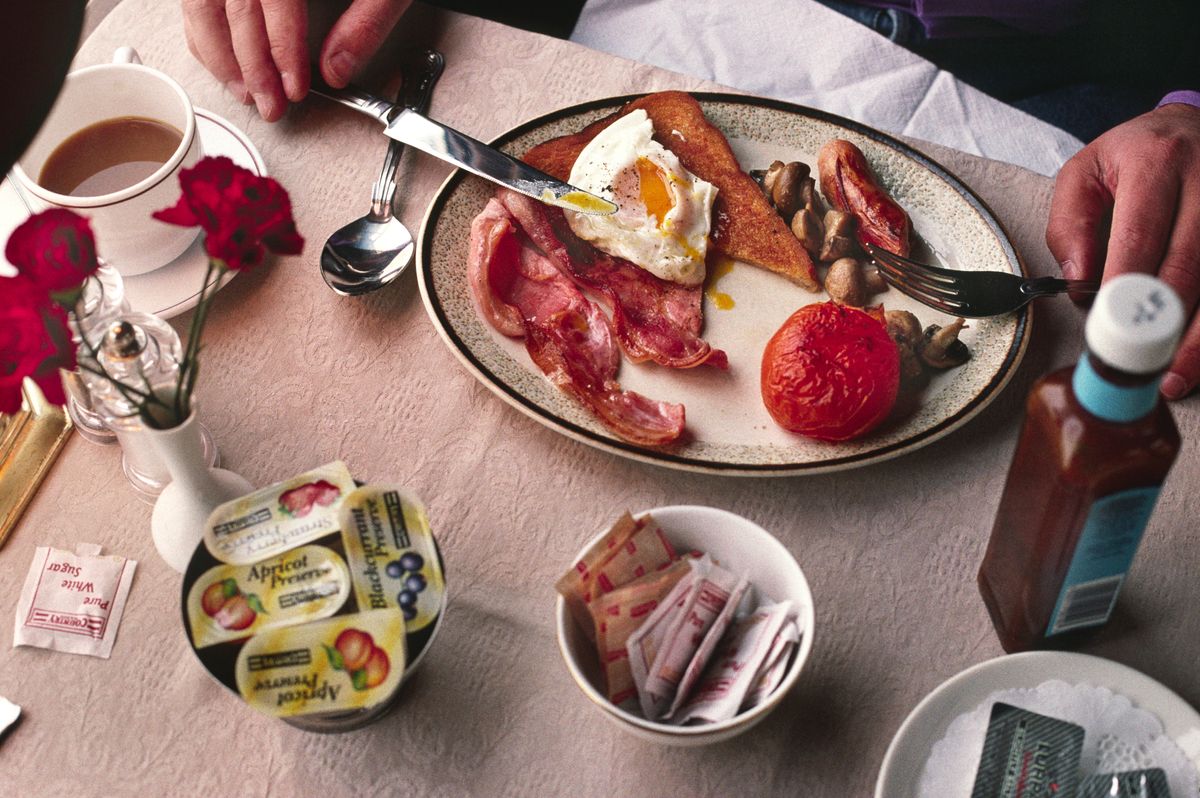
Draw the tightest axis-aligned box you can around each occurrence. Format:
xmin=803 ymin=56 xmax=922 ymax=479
xmin=1046 ymin=101 xmax=1200 ymax=399
xmin=182 ymin=0 xmax=412 ymax=121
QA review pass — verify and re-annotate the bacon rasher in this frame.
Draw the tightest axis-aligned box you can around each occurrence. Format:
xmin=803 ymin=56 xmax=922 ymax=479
xmin=467 ymin=199 xmax=686 ymax=446
xmin=496 ymin=189 xmax=727 ymax=370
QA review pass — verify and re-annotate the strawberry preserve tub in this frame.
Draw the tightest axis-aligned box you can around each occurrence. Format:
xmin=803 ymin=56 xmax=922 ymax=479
xmin=181 ymin=461 xmax=446 ymax=732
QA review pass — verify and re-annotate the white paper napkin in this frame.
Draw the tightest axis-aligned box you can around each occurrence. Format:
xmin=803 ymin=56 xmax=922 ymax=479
xmin=0 ymin=696 xmax=19 ymax=736
xmin=572 ymin=0 xmax=1084 ymax=177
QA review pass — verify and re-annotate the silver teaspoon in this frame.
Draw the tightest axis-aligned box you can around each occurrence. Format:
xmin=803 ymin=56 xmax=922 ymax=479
xmin=320 ymin=49 xmax=444 ymax=296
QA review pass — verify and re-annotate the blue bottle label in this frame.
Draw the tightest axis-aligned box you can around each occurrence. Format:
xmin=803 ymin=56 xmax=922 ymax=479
xmin=1073 ymin=354 xmax=1160 ymax=422
xmin=1046 ymin=486 xmax=1161 ymax=637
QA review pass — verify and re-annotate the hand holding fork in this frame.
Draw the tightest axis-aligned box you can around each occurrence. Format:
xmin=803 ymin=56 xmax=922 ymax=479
xmin=866 ymin=244 xmax=1100 ymax=318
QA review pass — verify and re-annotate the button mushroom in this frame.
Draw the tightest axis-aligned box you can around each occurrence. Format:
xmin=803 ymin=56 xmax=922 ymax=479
xmin=756 ymin=161 xmax=822 ymax=223
xmin=885 ymin=309 xmax=922 ymax=344
xmin=863 ymin=264 xmax=888 ymax=294
xmin=770 ymin=161 xmax=808 ymax=219
xmin=819 ymin=209 xmax=858 ymax=262
xmin=918 ymin=318 xmax=971 ymax=369
xmin=799 ymin=176 xmax=822 ymax=216
xmin=790 ymin=207 xmax=824 ymax=258
xmin=825 ymin=257 xmax=866 ymax=306
xmin=756 ymin=160 xmax=785 ymax=197
xmin=885 ymin=310 xmax=928 ymax=386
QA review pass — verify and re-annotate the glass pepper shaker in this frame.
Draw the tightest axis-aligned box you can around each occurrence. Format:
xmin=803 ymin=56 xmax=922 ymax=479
xmin=84 ymin=312 xmax=218 ymax=502
xmin=65 ymin=262 xmax=128 ymax=444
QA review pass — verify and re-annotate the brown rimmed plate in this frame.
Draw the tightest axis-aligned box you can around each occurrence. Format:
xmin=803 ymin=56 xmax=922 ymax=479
xmin=416 ymin=92 xmax=1029 ymax=476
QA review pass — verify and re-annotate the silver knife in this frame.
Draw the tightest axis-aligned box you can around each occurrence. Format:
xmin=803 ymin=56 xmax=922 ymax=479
xmin=310 ymin=81 xmax=617 ymax=216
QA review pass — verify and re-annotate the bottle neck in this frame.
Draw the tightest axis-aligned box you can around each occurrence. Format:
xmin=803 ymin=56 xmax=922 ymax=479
xmin=1071 ymin=351 xmax=1162 ymax=422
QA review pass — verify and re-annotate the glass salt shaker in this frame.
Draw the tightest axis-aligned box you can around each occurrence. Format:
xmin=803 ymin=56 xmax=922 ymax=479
xmin=65 ymin=262 xmax=128 ymax=444
xmin=84 ymin=312 xmax=218 ymax=502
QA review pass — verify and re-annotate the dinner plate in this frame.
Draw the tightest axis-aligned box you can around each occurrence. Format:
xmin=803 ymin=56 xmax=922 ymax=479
xmin=875 ymin=651 xmax=1200 ymax=798
xmin=417 ymin=93 xmax=1029 ymax=475
xmin=0 ymin=108 xmax=265 ymax=320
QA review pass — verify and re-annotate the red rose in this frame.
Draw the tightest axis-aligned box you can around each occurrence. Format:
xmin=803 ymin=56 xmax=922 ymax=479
xmin=5 ymin=209 xmax=99 ymax=296
xmin=153 ymin=156 xmax=303 ymax=271
xmin=0 ymin=275 xmax=76 ymax=413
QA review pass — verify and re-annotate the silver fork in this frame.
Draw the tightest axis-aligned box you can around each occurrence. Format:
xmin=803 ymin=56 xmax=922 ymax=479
xmin=866 ymin=243 xmax=1100 ymax=317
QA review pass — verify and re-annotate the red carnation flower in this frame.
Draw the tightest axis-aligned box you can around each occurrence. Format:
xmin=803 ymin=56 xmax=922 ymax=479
xmin=0 ymin=275 xmax=76 ymax=413
xmin=5 ymin=208 xmax=99 ymax=297
xmin=153 ymin=156 xmax=303 ymax=271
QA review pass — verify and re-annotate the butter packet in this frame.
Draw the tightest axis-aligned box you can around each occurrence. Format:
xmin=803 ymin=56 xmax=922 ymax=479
xmin=1080 ymin=769 xmax=1171 ymax=798
xmin=234 ymin=608 xmax=406 ymax=718
xmin=13 ymin=543 xmax=137 ymax=659
xmin=338 ymin=486 xmax=445 ymax=633
xmin=185 ymin=545 xmax=352 ymax=649
xmin=969 ymin=703 xmax=1084 ymax=798
xmin=204 ymin=461 xmax=356 ymax=564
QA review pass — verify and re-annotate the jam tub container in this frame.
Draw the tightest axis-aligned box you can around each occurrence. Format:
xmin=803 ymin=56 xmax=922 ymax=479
xmin=182 ymin=463 xmax=446 ymax=732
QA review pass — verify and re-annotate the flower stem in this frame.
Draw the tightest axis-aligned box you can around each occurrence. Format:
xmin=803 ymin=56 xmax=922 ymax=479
xmin=175 ymin=259 xmax=222 ymax=422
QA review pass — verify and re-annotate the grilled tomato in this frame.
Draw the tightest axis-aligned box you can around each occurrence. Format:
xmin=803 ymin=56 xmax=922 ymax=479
xmin=761 ymin=301 xmax=900 ymax=441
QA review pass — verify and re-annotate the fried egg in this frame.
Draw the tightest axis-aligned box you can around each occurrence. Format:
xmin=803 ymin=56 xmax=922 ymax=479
xmin=565 ymin=109 xmax=717 ymax=286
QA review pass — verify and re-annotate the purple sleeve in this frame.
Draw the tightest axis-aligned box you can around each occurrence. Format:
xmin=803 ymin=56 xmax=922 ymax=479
xmin=1157 ymin=91 xmax=1200 ymax=111
xmin=856 ymin=0 xmax=1087 ymax=38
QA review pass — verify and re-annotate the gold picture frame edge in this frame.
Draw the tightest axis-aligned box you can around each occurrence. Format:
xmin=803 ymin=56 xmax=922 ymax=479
xmin=0 ymin=380 xmax=72 ymax=549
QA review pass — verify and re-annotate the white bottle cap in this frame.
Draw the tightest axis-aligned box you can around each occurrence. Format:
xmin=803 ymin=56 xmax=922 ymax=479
xmin=1085 ymin=273 xmax=1185 ymax=374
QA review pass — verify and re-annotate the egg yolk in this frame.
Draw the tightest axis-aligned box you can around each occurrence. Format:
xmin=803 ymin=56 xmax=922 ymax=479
xmin=705 ymin=256 xmax=736 ymax=310
xmin=557 ymin=190 xmax=617 ymax=215
xmin=636 ymin=157 xmax=675 ymax=229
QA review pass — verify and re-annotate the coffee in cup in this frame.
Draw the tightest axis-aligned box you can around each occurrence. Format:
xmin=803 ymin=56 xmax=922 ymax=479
xmin=12 ymin=48 xmax=204 ymax=277
xmin=39 ymin=116 xmax=184 ymax=198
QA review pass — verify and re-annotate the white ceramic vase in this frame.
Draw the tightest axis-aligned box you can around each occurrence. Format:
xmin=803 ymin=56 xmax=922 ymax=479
xmin=145 ymin=412 xmax=253 ymax=573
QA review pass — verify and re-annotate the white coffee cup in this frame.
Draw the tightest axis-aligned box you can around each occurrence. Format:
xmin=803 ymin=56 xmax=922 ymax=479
xmin=12 ymin=48 xmax=203 ymax=277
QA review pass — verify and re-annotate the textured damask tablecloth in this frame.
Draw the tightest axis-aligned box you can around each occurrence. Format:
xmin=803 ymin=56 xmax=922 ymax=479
xmin=2 ymin=2 xmax=1199 ymax=796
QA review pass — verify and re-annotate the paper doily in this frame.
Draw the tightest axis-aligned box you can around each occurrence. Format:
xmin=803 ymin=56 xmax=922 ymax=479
xmin=918 ymin=680 xmax=1199 ymax=797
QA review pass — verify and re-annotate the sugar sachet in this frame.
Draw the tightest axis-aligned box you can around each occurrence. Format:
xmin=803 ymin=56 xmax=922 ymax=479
xmin=13 ymin=543 xmax=137 ymax=658
xmin=627 ymin=556 xmax=744 ymax=720
xmin=557 ymin=512 xmax=677 ymax=641
xmin=588 ymin=558 xmax=692 ymax=706
xmin=670 ymin=599 xmax=795 ymax=725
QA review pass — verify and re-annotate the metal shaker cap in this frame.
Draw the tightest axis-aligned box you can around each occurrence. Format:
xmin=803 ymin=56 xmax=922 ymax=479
xmin=101 ymin=320 xmax=147 ymax=360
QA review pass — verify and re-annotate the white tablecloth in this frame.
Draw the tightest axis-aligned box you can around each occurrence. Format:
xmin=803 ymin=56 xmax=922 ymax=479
xmin=5 ymin=4 xmax=1200 ymax=797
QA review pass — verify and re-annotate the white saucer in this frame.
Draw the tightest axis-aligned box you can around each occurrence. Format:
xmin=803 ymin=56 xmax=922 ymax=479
xmin=875 ymin=652 xmax=1200 ymax=798
xmin=1 ymin=108 xmax=266 ymax=319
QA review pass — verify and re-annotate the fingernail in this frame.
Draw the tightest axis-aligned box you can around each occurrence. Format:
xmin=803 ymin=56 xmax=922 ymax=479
xmin=1059 ymin=258 xmax=1078 ymax=280
xmin=252 ymin=92 xmax=276 ymax=120
xmin=281 ymin=71 xmax=302 ymax=101
xmin=327 ymin=51 xmax=356 ymax=85
xmin=1160 ymin=372 xmax=1188 ymax=400
xmin=226 ymin=78 xmax=249 ymax=102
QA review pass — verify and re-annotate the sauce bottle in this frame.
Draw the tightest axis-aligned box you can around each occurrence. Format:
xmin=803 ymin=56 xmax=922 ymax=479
xmin=978 ymin=273 xmax=1184 ymax=652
